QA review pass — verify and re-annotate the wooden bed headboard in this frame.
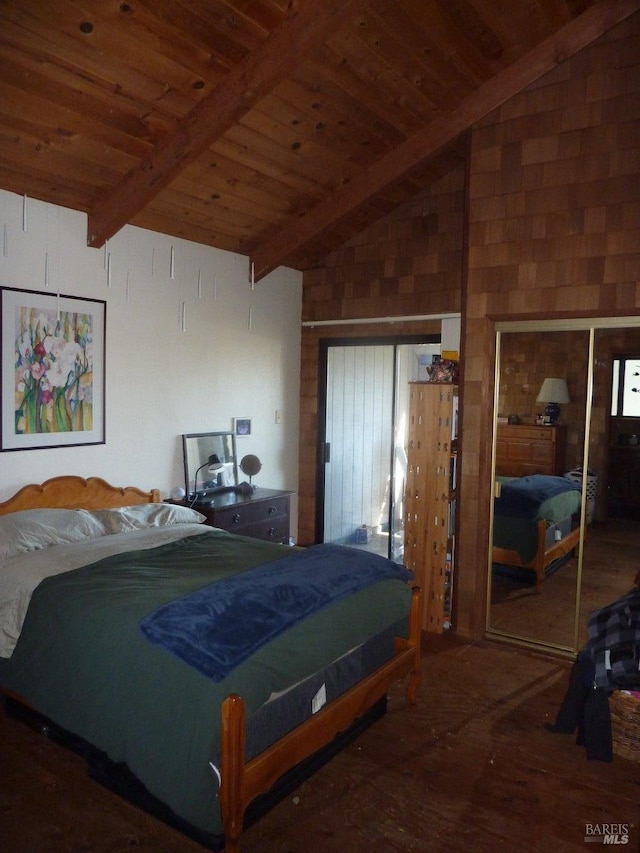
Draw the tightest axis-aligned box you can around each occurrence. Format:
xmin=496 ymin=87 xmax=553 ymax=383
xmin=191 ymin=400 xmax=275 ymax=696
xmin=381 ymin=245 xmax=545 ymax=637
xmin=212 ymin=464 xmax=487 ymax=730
xmin=0 ymin=476 xmax=160 ymax=516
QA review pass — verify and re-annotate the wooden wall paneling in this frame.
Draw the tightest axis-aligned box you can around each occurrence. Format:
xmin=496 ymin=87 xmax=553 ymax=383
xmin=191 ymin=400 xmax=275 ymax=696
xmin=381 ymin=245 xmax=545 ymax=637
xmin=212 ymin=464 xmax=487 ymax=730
xmin=1 ymin=3 xmax=196 ymax=112
xmin=2 ymin=1 xmax=638 ymax=273
xmin=260 ymin=86 xmax=387 ymax=166
xmin=238 ymin=111 xmax=354 ymax=195
xmin=87 ymin=0 xmax=376 ymax=248
xmin=459 ymin=12 xmax=640 ymax=638
xmin=322 ymin=31 xmax=435 ymax=132
xmin=402 ymin=0 xmax=501 ymax=85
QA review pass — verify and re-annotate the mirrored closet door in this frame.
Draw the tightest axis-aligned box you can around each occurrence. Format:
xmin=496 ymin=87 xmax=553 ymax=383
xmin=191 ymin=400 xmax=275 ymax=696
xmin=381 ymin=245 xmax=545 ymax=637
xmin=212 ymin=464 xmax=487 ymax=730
xmin=486 ymin=319 xmax=640 ymax=656
xmin=576 ymin=326 xmax=640 ymax=647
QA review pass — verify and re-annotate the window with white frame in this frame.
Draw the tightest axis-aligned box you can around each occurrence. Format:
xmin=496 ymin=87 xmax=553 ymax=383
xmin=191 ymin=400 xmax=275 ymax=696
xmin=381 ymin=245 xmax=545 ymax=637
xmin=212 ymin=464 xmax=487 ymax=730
xmin=611 ymin=355 xmax=640 ymax=417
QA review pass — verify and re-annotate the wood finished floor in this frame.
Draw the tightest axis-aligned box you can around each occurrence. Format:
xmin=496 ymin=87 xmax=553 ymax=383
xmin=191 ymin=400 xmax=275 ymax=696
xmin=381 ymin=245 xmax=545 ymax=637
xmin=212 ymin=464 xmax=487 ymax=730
xmin=489 ymin=519 xmax=640 ymax=648
xmin=2 ymin=634 xmax=639 ymax=852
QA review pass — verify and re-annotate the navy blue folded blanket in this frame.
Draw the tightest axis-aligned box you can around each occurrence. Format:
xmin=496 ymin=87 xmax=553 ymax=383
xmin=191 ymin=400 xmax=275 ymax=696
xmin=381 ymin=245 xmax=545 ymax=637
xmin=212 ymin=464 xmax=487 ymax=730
xmin=495 ymin=474 xmax=580 ymax=519
xmin=139 ymin=544 xmax=414 ymax=682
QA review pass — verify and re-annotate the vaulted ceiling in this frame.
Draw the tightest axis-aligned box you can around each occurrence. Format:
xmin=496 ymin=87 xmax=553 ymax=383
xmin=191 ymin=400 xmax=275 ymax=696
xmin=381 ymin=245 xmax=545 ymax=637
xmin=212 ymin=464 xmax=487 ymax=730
xmin=0 ymin=0 xmax=638 ymax=280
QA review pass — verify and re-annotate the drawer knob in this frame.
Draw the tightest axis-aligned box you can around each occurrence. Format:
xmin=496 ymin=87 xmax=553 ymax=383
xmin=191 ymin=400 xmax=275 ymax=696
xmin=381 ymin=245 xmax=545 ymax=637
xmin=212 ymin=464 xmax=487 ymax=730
xmin=268 ymin=527 xmax=276 ymax=537
xmin=232 ymin=514 xmax=241 ymax=524
xmin=268 ymin=505 xmax=277 ymax=514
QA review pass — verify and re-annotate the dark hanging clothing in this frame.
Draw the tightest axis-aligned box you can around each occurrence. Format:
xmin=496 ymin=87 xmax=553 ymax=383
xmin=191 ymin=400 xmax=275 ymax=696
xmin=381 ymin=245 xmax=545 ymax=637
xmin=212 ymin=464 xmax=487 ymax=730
xmin=546 ymin=586 xmax=640 ymax=761
xmin=545 ymin=651 xmax=612 ymax=762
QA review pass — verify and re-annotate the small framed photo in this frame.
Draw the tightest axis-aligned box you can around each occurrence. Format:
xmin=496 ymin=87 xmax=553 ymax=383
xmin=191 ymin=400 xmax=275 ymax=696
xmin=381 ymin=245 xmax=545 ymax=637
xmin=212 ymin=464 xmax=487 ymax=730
xmin=234 ymin=417 xmax=252 ymax=437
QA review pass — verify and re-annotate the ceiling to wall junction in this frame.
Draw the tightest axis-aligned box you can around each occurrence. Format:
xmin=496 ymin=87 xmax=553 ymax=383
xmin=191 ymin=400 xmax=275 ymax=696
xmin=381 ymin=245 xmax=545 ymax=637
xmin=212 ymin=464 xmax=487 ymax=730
xmin=0 ymin=0 xmax=637 ymax=281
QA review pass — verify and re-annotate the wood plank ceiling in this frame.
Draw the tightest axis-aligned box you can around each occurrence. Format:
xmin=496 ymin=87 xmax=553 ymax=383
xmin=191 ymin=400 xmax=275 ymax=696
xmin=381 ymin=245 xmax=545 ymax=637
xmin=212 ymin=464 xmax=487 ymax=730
xmin=0 ymin=0 xmax=638 ymax=280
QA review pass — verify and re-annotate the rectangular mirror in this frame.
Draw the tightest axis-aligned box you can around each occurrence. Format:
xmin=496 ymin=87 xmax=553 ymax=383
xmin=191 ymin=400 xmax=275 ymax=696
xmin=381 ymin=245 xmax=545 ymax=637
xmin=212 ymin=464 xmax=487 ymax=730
xmin=182 ymin=431 xmax=238 ymax=499
xmin=487 ymin=327 xmax=590 ymax=653
xmin=487 ymin=320 xmax=640 ymax=658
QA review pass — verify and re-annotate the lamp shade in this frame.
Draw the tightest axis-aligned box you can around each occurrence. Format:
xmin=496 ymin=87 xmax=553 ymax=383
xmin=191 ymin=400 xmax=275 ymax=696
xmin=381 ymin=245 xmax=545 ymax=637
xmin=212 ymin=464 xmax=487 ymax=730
xmin=536 ymin=378 xmax=570 ymax=404
xmin=207 ymin=454 xmax=223 ymax=471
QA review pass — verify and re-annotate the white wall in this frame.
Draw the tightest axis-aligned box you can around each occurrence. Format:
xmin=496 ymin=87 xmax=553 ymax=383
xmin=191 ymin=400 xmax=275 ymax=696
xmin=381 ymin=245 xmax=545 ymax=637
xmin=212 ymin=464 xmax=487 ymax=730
xmin=0 ymin=191 xmax=302 ymax=532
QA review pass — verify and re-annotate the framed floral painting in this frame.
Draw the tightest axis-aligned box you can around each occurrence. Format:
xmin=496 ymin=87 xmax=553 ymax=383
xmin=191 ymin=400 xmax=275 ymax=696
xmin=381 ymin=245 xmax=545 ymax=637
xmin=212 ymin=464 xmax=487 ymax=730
xmin=1 ymin=287 xmax=106 ymax=450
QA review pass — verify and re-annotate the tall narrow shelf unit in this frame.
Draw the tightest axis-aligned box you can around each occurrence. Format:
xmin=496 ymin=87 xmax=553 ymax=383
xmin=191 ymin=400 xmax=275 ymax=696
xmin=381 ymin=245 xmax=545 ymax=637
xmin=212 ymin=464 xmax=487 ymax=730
xmin=404 ymin=382 xmax=458 ymax=633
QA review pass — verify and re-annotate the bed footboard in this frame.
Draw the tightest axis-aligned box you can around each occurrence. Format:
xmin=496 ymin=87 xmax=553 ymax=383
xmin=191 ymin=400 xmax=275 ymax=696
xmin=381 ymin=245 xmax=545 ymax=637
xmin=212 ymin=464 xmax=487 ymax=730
xmin=219 ymin=585 xmax=422 ymax=853
xmin=493 ymin=519 xmax=581 ymax=592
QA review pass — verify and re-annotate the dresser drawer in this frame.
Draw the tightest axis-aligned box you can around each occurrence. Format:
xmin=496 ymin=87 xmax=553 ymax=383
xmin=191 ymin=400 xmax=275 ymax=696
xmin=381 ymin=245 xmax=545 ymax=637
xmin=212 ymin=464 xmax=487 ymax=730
xmin=228 ymin=514 xmax=290 ymax=542
xmin=531 ymin=443 xmax=554 ymax=464
xmin=170 ymin=489 xmax=292 ymax=544
xmin=496 ymin=424 xmax=566 ymax=477
xmin=515 ymin=426 xmax=554 ymax=443
xmin=209 ymin=493 xmax=290 ymax=543
xmin=505 ymin=441 xmax=534 ymax=463
xmin=213 ymin=495 xmax=288 ymax=528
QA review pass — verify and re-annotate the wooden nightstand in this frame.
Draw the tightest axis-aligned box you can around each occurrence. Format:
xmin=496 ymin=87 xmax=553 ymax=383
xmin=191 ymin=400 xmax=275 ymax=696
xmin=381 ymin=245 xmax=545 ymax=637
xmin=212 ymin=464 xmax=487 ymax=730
xmin=171 ymin=487 xmax=293 ymax=544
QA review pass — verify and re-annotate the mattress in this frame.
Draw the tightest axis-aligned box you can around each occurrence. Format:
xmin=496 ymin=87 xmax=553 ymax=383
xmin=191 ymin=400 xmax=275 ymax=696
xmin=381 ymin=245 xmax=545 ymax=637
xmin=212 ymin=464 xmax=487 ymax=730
xmin=0 ymin=528 xmax=412 ymax=838
xmin=494 ymin=475 xmax=582 ymax=564
xmin=5 ymin=622 xmax=399 ymax=851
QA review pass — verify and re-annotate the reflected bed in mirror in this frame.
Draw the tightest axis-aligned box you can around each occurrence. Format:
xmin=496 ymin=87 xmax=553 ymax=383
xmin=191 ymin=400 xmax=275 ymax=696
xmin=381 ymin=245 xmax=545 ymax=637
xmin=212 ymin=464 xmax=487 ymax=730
xmin=182 ymin=431 xmax=238 ymax=500
xmin=487 ymin=327 xmax=590 ymax=653
xmin=487 ymin=322 xmax=640 ymax=656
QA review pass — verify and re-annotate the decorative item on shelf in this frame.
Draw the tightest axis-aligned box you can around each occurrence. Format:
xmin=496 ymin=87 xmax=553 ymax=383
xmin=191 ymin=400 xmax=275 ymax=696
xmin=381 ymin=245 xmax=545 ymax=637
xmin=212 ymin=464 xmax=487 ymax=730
xmin=239 ymin=454 xmax=262 ymax=492
xmin=426 ymin=356 xmax=459 ymax=383
xmin=536 ymin=377 xmax=570 ymax=425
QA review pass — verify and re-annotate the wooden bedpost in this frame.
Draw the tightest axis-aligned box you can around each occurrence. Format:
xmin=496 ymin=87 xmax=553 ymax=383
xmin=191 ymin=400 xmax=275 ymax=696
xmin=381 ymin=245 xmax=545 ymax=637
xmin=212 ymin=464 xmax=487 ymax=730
xmin=219 ymin=585 xmax=423 ymax=852
xmin=220 ymin=694 xmax=246 ymax=853
xmin=407 ymin=586 xmax=422 ymax=704
xmin=396 ymin=586 xmax=421 ymax=705
xmin=534 ymin=519 xmax=547 ymax=592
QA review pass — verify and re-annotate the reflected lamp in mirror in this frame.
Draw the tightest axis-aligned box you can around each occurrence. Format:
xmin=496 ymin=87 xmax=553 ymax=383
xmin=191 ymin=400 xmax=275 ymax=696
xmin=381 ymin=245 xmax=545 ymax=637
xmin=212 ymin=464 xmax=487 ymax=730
xmin=536 ymin=377 xmax=570 ymax=425
xmin=194 ymin=454 xmax=224 ymax=496
xmin=182 ymin=432 xmax=238 ymax=499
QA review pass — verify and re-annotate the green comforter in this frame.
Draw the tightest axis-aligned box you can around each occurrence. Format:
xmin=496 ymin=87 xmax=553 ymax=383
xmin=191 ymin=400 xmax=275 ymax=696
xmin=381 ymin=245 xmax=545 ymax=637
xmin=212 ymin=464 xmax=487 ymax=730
xmin=0 ymin=529 xmax=412 ymax=836
xmin=494 ymin=476 xmax=582 ymax=564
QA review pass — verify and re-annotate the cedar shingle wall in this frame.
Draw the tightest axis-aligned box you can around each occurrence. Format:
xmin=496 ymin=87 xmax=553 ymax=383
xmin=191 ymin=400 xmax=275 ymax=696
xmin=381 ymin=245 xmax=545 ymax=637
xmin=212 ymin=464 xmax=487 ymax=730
xmin=459 ymin=12 xmax=640 ymax=637
xmin=498 ymin=330 xmax=590 ymax=471
xmin=302 ymin=169 xmax=465 ymax=324
xmin=298 ymin=172 xmax=465 ymax=544
xmin=300 ymin=13 xmax=640 ymax=639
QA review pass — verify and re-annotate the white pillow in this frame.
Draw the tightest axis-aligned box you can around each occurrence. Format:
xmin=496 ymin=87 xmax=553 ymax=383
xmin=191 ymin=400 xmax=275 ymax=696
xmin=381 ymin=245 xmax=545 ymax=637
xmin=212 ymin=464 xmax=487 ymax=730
xmin=91 ymin=503 xmax=206 ymax=534
xmin=0 ymin=508 xmax=107 ymax=563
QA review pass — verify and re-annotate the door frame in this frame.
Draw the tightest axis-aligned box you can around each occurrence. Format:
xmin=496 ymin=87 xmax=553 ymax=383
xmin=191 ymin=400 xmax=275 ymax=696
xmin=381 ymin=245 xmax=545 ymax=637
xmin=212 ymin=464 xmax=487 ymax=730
xmin=315 ymin=334 xmax=439 ymax=546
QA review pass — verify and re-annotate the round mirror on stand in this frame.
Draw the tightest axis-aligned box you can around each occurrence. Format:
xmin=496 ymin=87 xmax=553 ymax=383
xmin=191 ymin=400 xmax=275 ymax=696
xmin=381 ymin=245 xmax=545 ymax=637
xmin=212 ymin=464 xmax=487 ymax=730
xmin=240 ymin=454 xmax=262 ymax=490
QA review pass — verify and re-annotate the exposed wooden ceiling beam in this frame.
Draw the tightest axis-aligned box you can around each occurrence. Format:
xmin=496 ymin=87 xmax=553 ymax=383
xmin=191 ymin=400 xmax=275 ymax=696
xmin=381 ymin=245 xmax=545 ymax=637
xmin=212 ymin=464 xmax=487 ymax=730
xmin=86 ymin=0 xmax=372 ymax=249
xmin=251 ymin=0 xmax=640 ymax=281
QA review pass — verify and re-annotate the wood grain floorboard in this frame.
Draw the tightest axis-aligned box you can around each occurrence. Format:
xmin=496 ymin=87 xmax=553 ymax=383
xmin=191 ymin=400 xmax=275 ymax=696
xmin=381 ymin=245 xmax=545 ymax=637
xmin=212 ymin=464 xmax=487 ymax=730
xmin=1 ymin=635 xmax=639 ymax=852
